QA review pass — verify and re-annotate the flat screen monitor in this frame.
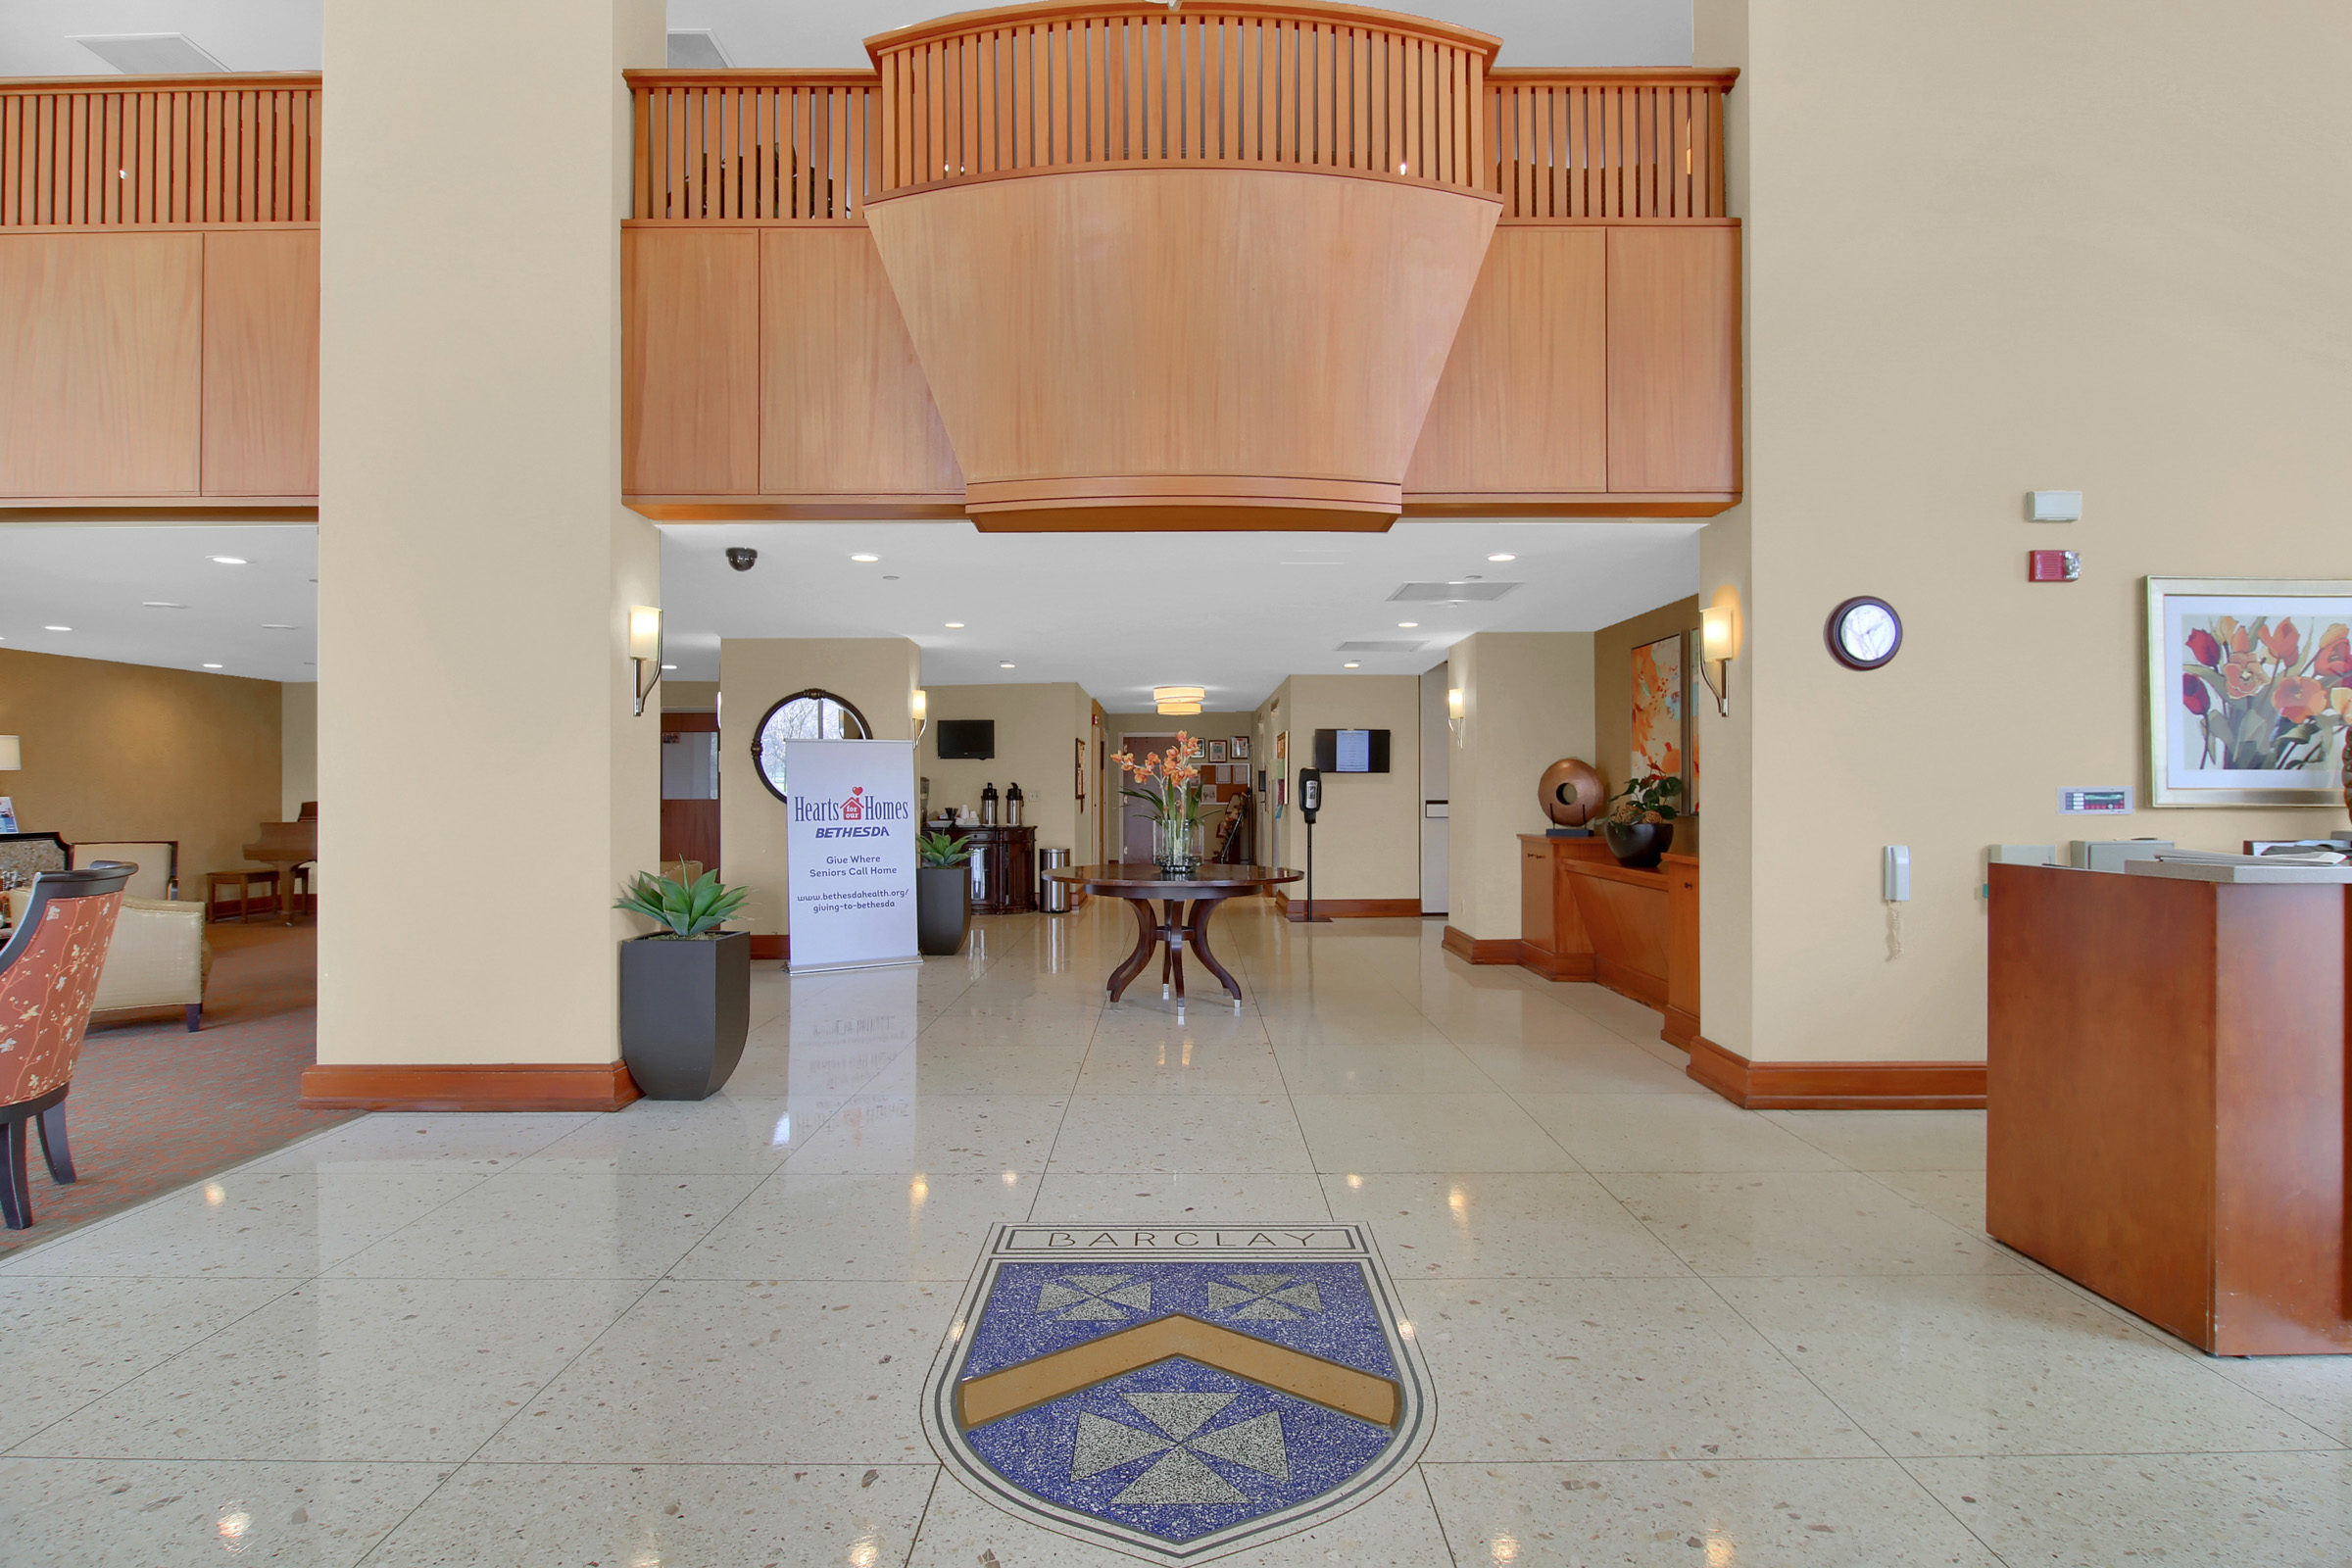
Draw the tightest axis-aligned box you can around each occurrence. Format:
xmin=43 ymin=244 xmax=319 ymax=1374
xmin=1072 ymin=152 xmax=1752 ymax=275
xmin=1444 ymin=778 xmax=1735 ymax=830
xmin=935 ymin=719 xmax=996 ymax=760
xmin=1311 ymin=728 xmax=1391 ymax=773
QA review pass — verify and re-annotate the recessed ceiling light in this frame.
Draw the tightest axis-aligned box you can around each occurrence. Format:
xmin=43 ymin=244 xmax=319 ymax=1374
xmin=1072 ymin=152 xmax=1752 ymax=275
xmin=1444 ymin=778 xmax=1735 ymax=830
xmin=850 ymin=553 xmax=880 ymax=563
xmin=43 ymin=625 xmax=71 ymax=632
xmin=142 ymin=601 xmax=187 ymax=609
xmin=661 ymin=663 xmax=677 ymax=671
xmin=201 ymin=662 xmax=222 ymax=669
xmin=1344 ymin=662 xmax=1361 ymax=668
xmin=208 ymin=556 xmax=247 ymax=565
xmin=1397 ymin=621 xmax=1419 ymax=628
xmin=1000 ymin=662 xmax=1016 ymax=669
xmin=1487 ymin=553 xmax=1516 ymax=563
xmin=882 ymin=574 xmax=900 ymax=581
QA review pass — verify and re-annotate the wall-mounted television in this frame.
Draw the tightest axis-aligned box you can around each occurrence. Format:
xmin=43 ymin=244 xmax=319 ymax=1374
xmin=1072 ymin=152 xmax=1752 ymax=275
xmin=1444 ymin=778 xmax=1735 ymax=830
xmin=1311 ymin=728 xmax=1391 ymax=773
xmin=936 ymin=719 xmax=996 ymax=760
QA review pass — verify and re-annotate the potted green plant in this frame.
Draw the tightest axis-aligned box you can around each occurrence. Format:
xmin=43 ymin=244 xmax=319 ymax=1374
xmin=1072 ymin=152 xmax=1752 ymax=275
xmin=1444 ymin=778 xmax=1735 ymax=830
xmin=612 ymin=869 xmax=751 ymax=1100
xmin=1601 ymin=774 xmax=1682 ymax=869
xmin=917 ymin=830 xmax=976 ymax=956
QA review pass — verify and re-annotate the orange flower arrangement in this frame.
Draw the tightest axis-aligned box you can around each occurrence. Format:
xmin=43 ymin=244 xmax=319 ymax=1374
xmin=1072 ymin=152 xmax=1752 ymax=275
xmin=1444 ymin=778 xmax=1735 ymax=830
xmin=1113 ymin=733 xmax=1217 ymax=867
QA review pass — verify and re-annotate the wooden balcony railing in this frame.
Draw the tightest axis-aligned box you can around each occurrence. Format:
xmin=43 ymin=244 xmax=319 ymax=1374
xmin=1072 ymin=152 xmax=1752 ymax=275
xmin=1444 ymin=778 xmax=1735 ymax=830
xmin=0 ymin=74 xmax=319 ymax=228
xmin=1490 ymin=69 xmax=1735 ymax=221
xmin=628 ymin=72 xmax=882 ymax=223
xmin=865 ymin=2 xmax=1499 ymax=198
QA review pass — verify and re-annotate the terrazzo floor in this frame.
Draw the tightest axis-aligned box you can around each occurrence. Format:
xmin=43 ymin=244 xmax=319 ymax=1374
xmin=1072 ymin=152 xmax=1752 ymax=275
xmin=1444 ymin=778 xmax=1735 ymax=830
xmin=2 ymin=900 xmax=2347 ymax=1565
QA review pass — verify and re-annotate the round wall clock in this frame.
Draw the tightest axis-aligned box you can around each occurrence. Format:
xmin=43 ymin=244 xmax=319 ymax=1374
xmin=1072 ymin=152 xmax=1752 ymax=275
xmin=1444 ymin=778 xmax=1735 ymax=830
xmin=1826 ymin=597 xmax=1903 ymax=670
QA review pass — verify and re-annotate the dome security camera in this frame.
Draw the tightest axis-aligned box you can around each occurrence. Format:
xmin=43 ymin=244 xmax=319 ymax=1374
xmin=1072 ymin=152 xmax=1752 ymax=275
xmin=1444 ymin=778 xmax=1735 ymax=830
xmin=725 ymin=547 xmax=759 ymax=572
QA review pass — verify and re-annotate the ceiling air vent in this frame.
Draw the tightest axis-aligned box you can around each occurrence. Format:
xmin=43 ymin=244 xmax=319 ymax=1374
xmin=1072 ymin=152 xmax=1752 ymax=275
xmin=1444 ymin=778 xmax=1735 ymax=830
xmin=666 ymin=29 xmax=733 ymax=68
xmin=72 ymin=33 xmax=226 ymax=74
xmin=1336 ymin=640 xmax=1426 ymax=654
xmin=1388 ymin=581 xmax=1522 ymax=603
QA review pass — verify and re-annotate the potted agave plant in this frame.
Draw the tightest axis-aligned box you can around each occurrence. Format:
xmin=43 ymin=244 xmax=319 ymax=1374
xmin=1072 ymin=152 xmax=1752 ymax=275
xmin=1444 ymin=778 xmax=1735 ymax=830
xmin=916 ymin=830 xmax=976 ymax=956
xmin=613 ymin=868 xmax=751 ymax=1100
xmin=1601 ymin=774 xmax=1683 ymax=869
xmin=1115 ymin=732 xmax=1217 ymax=875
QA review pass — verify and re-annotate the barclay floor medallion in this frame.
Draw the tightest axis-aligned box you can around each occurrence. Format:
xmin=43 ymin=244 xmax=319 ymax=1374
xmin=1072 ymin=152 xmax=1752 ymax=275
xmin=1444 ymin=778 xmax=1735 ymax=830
xmin=925 ymin=1223 xmax=1431 ymax=1563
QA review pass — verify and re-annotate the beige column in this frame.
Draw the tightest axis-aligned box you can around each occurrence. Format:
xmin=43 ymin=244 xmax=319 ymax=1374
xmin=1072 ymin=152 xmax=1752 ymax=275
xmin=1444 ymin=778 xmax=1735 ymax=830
xmin=312 ymin=0 xmax=664 ymax=1101
xmin=1445 ymin=632 xmax=1597 ymax=943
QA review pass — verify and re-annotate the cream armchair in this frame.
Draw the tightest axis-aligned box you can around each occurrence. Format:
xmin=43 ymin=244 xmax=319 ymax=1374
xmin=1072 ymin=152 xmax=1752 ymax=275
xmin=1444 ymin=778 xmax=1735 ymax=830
xmin=4 ymin=890 xmax=212 ymax=1030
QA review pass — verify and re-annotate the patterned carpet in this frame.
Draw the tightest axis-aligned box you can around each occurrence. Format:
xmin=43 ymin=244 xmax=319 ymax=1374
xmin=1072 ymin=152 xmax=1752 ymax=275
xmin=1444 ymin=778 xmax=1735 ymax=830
xmin=0 ymin=920 xmax=347 ymax=1249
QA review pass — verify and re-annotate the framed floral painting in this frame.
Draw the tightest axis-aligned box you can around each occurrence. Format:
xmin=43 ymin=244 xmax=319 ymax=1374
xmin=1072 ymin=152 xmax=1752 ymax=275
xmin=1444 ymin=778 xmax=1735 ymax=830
xmin=2148 ymin=577 xmax=2352 ymax=807
xmin=1631 ymin=633 xmax=1686 ymax=783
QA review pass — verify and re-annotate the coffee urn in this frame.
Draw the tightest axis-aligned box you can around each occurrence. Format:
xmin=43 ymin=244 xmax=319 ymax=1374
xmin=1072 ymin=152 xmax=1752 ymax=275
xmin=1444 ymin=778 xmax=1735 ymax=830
xmin=1004 ymin=782 xmax=1024 ymax=826
xmin=980 ymin=782 xmax=1000 ymax=825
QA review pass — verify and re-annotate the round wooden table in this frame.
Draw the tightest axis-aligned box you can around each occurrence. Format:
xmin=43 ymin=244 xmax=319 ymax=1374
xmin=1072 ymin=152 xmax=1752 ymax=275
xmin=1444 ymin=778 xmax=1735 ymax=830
xmin=1045 ymin=863 xmax=1302 ymax=1006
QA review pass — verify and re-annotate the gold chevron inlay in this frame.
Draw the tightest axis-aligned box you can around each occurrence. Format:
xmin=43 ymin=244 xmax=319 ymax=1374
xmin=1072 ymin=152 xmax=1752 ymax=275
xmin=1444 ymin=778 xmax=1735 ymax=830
xmin=955 ymin=1313 xmax=1400 ymax=1432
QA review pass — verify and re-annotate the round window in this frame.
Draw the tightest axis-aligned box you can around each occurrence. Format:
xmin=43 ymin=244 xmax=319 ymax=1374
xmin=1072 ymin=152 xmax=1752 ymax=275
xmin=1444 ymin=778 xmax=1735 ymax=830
xmin=750 ymin=690 xmax=871 ymax=803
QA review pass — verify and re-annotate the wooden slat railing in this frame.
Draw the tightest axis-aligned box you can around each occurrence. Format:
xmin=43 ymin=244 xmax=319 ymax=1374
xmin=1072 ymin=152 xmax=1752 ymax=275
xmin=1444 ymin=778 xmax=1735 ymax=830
xmin=628 ymin=72 xmax=881 ymax=222
xmin=0 ymin=74 xmax=320 ymax=227
xmin=864 ymin=2 xmax=1500 ymax=198
xmin=1488 ymin=69 xmax=1737 ymax=221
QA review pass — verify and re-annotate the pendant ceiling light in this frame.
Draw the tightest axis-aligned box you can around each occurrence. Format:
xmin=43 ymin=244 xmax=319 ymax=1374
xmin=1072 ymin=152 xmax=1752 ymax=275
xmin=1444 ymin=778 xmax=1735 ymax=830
xmin=1152 ymin=685 xmax=1205 ymax=703
xmin=1156 ymin=701 xmax=1203 ymax=715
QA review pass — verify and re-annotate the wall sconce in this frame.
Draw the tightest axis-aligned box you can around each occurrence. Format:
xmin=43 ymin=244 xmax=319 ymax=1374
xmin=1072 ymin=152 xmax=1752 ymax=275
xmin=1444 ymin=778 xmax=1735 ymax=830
xmin=911 ymin=687 xmax=929 ymax=741
xmin=1698 ymin=584 xmax=1743 ymax=717
xmin=1446 ymin=687 xmax=1466 ymax=748
xmin=627 ymin=606 xmax=662 ymax=717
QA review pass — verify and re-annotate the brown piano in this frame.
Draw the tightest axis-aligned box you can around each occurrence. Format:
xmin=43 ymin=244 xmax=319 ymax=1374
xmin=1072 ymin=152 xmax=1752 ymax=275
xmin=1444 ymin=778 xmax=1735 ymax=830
xmin=242 ymin=816 xmax=317 ymax=927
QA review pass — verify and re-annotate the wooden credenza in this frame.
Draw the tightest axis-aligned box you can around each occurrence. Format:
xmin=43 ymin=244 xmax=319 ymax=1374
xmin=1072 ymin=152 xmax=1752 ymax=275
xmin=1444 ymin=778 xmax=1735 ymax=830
xmin=949 ymin=824 xmax=1037 ymax=913
xmin=1518 ymin=834 xmax=1699 ymax=1048
xmin=1988 ymin=862 xmax=2351 ymax=1355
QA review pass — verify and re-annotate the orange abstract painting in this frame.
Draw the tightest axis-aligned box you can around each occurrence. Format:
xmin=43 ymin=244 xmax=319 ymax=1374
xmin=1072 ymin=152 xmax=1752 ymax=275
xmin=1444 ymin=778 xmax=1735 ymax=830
xmin=1631 ymin=634 xmax=1684 ymax=781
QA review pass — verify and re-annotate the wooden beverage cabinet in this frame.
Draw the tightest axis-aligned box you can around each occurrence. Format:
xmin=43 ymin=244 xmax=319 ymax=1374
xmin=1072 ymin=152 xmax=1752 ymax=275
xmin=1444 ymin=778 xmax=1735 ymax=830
xmin=950 ymin=824 xmax=1037 ymax=913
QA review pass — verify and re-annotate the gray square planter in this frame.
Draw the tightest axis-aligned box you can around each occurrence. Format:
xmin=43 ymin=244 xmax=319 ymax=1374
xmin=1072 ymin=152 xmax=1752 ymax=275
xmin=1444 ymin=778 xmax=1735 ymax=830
xmin=617 ymin=930 xmax=750 ymax=1100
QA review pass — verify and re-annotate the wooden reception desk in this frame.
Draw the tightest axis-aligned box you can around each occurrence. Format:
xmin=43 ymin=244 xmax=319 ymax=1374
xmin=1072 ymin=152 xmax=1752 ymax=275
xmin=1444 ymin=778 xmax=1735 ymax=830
xmin=1987 ymin=861 xmax=2351 ymax=1355
xmin=1517 ymin=835 xmax=1699 ymax=1049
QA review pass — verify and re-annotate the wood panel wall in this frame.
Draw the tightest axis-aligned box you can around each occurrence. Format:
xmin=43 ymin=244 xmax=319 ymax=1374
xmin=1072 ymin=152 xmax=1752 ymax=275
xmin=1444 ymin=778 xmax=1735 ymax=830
xmin=202 ymin=229 xmax=318 ymax=496
xmin=622 ymin=228 xmax=761 ymax=495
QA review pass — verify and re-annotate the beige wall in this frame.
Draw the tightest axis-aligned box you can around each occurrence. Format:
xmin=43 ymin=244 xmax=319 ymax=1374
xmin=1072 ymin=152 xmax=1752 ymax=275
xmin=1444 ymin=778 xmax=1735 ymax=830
xmin=1252 ymin=674 xmax=1423 ymax=905
xmin=919 ymin=681 xmax=1094 ymax=859
xmin=316 ymin=0 xmax=663 ymax=1066
xmin=0 ymin=648 xmax=282 ymax=889
xmin=1592 ymin=597 xmax=1702 ymax=858
xmin=1446 ymin=632 xmax=1598 ymax=940
xmin=662 ymin=680 xmax=719 ymax=712
xmin=719 ymin=637 xmax=919 ymax=934
xmin=280 ymin=680 xmax=317 ymax=822
xmin=1693 ymin=0 xmax=2352 ymax=1064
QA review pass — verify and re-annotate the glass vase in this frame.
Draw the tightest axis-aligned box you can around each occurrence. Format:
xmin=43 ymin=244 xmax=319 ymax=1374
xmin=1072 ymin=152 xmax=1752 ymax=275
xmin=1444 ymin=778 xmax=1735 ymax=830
xmin=1152 ymin=814 xmax=1201 ymax=878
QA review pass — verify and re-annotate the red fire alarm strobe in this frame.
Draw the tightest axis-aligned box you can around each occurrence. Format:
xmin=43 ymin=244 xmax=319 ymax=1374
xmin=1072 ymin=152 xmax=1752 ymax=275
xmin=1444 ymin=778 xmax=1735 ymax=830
xmin=2029 ymin=549 xmax=2081 ymax=583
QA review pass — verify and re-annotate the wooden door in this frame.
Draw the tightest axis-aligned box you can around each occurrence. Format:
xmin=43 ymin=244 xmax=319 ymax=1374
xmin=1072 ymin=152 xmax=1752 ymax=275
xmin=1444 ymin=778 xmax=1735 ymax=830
xmin=660 ymin=711 xmax=721 ymax=872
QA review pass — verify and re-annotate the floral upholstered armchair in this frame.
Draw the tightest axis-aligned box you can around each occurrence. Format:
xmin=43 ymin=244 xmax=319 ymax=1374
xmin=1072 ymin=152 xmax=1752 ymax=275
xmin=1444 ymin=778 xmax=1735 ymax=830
xmin=0 ymin=863 xmax=131 ymax=1228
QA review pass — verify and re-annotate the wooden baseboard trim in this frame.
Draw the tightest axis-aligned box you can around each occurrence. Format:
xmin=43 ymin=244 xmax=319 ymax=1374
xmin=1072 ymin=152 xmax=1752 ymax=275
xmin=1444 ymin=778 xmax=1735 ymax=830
xmin=1515 ymin=945 xmax=1595 ymax=982
xmin=1274 ymin=893 xmax=1421 ymax=921
xmin=748 ymin=935 xmax=789 ymax=960
xmin=1441 ymin=925 xmax=1521 ymax=964
xmin=300 ymin=1061 xmax=641 ymax=1112
xmin=1661 ymin=1004 xmax=1699 ymax=1051
xmin=1687 ymin=1036 xmax=1986 ymax=1109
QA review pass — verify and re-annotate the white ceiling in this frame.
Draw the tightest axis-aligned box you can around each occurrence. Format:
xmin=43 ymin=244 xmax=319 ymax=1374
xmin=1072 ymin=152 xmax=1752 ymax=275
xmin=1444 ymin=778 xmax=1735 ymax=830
xmin=0 ymin=518 xmax=1697 ymax=702
xmin=0 ymin=525 xmax=318 ymax=682
xmin=659 ymin=519 xmax=1699 ymax=709
xmin=0 ymin=1 xmax=1690 ymax=76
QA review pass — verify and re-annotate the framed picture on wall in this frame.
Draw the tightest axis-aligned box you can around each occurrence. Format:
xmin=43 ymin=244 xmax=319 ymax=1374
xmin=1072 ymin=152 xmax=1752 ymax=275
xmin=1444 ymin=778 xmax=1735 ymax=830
xmin=1207 ymin=740 xmax=1229 ymax=762
xmin=1231 ymin=736 xmax=1251 ymax=760
xmin=1631 ymin=633 xmax=1687 ymax=783
xmin=1275 ymin=731 xmax=1289 ymax=767
xmin=2148 ymin=576 xmax=2352 ymax=807
xmin=1075 ymin=738 xmax=1087 ymax=805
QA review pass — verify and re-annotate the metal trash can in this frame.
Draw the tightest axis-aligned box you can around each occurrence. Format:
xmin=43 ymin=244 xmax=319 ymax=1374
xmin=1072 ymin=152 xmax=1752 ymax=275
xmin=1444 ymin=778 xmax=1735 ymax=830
xmin=1039 ymin=847 xmax=1072 ymax=913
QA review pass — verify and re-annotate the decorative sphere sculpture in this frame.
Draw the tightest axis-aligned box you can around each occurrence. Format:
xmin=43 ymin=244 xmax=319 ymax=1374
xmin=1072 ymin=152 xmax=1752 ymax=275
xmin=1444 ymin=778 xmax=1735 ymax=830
xmin=1539 ymin=758 xmax=1605 ymax=828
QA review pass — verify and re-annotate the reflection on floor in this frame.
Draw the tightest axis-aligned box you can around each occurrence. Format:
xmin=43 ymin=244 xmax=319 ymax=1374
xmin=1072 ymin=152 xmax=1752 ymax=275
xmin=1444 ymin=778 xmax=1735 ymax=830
xmin=0 ymin=922 xmax=348 ymax=1250
xmin=1 ymin=900 xmax=2346 ymax=1564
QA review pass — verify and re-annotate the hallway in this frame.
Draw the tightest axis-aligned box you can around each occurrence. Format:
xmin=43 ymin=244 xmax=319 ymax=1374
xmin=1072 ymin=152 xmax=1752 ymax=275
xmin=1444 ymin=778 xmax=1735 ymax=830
xmin=1 ymin=901 xmax=2345 ymax=1565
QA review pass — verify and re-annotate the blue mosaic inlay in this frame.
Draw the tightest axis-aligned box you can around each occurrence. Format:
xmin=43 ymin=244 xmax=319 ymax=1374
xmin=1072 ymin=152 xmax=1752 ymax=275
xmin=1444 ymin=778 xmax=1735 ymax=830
xmin=965 ymin=1356 xmax=1392 ymax=1544
xmin=963 ymin=1260 xmax=1396 ymax=1380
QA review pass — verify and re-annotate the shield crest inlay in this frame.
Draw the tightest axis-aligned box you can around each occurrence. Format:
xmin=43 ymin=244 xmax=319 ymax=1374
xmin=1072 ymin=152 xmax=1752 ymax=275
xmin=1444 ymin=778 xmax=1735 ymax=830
xmin=924 ymin=1223 xmax=1431 ymax=1563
